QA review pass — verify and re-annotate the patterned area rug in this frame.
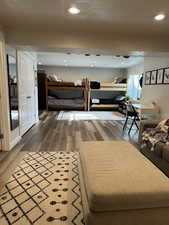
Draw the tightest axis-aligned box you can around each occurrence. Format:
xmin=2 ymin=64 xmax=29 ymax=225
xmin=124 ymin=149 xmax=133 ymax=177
xmin=0 ymin=152 xmax=84 ymax=225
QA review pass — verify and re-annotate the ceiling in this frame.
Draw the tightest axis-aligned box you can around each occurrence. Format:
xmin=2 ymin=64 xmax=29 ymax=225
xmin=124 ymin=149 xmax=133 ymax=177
xmin=37 ymin=52 xmax=144 ymax=68
xmin=0 ymin=0 xmax=169 ymax=37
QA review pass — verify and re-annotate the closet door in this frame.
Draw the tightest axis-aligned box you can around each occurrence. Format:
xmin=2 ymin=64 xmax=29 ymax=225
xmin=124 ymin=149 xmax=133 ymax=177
xmin=18 ymin=52 xmax=36 ymax=135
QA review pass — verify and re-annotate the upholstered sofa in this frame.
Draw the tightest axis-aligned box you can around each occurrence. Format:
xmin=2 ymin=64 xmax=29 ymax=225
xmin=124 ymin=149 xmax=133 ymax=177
xmin=139 ymin=120 xmax=169 ymax=177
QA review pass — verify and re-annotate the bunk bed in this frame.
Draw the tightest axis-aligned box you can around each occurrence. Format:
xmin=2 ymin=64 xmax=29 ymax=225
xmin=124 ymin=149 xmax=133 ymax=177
xmin=88 ymin=81 xmax=127 ymax=111
xmin=45 ymin=79 xmax=88 ymax=111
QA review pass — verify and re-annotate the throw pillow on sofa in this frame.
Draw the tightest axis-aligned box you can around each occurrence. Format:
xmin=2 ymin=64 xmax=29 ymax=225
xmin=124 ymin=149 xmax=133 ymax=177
xmin=141 ymin=119 xmax=169 ymax=151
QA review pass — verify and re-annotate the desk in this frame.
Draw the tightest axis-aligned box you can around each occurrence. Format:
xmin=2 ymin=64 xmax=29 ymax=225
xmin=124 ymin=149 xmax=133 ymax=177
xmin=132 ymin=103 xmax=159 ymax=117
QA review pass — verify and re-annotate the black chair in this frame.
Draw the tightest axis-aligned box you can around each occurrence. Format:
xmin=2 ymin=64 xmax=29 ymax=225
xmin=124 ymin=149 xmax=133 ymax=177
xmin=123 ymin=102 xmax=140 ymax=134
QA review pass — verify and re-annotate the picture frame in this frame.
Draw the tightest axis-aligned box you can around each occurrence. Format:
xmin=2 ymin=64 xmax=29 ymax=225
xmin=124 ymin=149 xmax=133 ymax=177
xmin=144 ymin=71 xmax=151 ymax=85
xmin=157 ymin=69 xmax=164 ymax=84
xmin=163 ymin=68 xmax=169 ymax=84
xmin=150 ymin=70 xmax=157 ymax=85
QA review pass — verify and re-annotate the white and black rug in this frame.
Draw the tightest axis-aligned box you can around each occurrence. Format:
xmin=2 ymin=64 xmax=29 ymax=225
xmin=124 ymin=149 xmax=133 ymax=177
xmin=0 ymin=152 xmax=84 ymax=225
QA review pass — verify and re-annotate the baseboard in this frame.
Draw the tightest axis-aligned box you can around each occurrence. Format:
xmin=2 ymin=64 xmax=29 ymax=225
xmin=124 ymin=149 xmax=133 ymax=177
xmin=10 ymin=136 xmax=21 ymax=150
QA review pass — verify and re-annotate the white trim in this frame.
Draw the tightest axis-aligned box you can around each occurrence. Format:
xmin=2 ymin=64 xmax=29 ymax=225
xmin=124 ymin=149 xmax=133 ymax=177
xmin=0 ymin=29 xmax=11 ymax=151
xmin=10 ymin=135 xmax=21 ymax=150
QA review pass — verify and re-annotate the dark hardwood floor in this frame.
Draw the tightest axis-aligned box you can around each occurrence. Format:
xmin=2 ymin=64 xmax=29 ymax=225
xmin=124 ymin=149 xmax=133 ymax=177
xmin=16 ymin=111 xmax=139 ymax=152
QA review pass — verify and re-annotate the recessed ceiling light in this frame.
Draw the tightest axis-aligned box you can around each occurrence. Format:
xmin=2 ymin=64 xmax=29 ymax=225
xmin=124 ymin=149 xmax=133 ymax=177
xmin=68 ymin=7 xmax=80 ymax=15
xmin=38 ymin=62 xmax=42 ymax=65
xmin=154 ymin=14 xmax=165 ymax=21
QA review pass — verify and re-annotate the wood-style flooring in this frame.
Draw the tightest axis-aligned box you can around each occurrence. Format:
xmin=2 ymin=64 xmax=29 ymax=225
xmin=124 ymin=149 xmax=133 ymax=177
xmin=17 ymin=111 xmax=139 ymax=152
xmin=0 ymin=111 xmax=139 ymax=190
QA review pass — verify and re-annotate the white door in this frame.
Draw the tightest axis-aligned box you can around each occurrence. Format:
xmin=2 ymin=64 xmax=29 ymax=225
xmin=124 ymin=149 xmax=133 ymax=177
xmin=18 ymin=52 xmax=36 ymax=135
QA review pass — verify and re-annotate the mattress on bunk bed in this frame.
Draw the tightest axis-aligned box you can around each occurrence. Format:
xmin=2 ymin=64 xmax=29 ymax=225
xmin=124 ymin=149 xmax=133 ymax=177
xmin=48 ymin=89 xmax=84 ymax=99
xmin=48 ymin=96 xmax=84 ymax=109
xmin=99 ymin=83 xmax=127 ymax=91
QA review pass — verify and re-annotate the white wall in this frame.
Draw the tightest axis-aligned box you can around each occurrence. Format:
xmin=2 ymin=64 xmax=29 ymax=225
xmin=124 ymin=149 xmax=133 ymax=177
xmin=38 ymin=66 xmax=126 ymax=82
xmin=126 ymin=62 xmax=144 ymax=77
xmin=142 ymin=57 xmax=169 ymax=119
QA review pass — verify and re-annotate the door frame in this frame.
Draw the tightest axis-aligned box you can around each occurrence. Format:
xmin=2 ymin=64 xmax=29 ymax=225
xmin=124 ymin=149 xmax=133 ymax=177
xmin=0 ymin=30 xmax=11 ymax=151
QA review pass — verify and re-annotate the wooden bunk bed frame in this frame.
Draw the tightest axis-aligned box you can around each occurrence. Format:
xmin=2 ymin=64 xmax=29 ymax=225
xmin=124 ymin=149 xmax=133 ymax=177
xmin=45 ymin=78 xmax=88 ymax=111
xmin=87 ymin=81 xmax=127 ymax=111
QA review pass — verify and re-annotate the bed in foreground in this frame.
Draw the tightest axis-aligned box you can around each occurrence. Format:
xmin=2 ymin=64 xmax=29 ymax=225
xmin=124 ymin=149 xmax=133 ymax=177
xmin=79 ymin=141 xmax=169 ymax=225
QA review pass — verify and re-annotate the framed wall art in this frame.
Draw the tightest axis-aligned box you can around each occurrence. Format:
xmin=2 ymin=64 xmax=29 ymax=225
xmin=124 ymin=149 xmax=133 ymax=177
xmin=150 ymin=70 xmax=157 ymax=85
xmin=144 ymin=71 xmax=151 ymax=85
xmin=163 ymin=68 xmax=169 ymax=84
xmin=156 ymin=69 xmax=164 ymax=84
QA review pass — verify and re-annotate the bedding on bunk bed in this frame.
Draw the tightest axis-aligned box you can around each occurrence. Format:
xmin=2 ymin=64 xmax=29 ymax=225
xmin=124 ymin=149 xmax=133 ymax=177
xmin=89 ymin=82 xmax=126 ymax=110
xmin=100 ymin=84 xmax=127 ymax=89
xmin=46 ymin=79 xmax=86 ymax=110
xmin=48 ymin=89 xmax=84 ymax=99
xmin=48 ymin=96 xmax=84 ymax=109
xmin=99 ymin=83 xmax=127 ymax=91
xmin=47 ymin=77 xmax=84 ymax=87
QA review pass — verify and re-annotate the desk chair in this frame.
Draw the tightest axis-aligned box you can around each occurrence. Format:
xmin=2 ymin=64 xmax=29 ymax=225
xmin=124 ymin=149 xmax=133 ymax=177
xmin=123 ymin=102 xmax=140 ymax=134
